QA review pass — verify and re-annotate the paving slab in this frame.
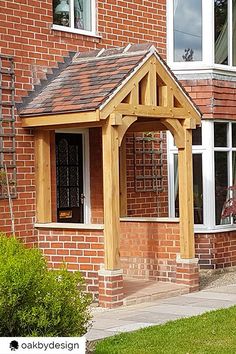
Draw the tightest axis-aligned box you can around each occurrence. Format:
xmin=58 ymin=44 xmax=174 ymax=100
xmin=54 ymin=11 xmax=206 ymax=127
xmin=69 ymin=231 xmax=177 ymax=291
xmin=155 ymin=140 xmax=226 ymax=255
xmin=106 ymin=322 xmax=153 ymax=333
xmin=145 ymin=304 xmax=212 ymax=316
xmin=184 ymin=291 xmax=236 ymax=301
xmin=86 ymin=283 xmax=236 ymax=342
xmin=122 ymin=311 xmax=182 ymax=323
xmin=86 ymin=329 xmax=117 ymax=341
xmin=205 ymin=285 xmax=236 ymax=293
xmin=91 ymin=318 xmax=138 ymax=330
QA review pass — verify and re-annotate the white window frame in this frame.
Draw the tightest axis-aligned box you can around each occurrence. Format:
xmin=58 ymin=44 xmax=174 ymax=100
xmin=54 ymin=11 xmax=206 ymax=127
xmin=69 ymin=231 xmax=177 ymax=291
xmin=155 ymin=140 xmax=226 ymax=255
xmin=55 ymin=128 xmax=91 ymax=224
xmin=52 ymin=0 xmax=98 ymax=38
xmin=213 ymin=121 xmax=236 ymax=228
xmin=167 ymin=120 xmax=236 ymax=232
xmin=167 ymin=0 xmax=236 ymax=73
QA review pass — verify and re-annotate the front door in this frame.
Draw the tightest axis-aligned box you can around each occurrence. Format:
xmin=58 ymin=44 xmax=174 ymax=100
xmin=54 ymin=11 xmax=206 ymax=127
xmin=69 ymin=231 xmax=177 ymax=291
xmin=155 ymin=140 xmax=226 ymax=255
xmin=56 ymin=133 xmax=84 ymax=223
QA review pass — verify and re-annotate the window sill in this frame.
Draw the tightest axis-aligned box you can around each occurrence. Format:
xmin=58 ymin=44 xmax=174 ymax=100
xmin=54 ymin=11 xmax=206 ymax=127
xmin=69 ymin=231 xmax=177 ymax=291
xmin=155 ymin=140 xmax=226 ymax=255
xmin=120 ymin=217 xmax=180 ymax=223
xmin=194 ymin=225 xmax=236 ymax=234
xmin=34 ymin=222 xmax=104 ymax=230
xmin=170 ymin=65 xmax=236 ymax=81
xmin=51 ymin=24 xmax=101 ymax=39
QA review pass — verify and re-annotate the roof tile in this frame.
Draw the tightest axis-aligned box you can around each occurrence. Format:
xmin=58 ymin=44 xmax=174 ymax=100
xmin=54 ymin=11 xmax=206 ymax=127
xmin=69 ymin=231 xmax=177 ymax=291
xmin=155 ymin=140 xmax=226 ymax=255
xmin=19 ymin=47 xmax=149 ymax=117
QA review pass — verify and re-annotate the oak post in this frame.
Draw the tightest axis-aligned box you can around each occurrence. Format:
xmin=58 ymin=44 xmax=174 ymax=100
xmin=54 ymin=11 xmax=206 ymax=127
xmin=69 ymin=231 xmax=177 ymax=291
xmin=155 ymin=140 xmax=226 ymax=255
xmin=178 ymin=128 xmax=195 ymax=259
xmin=102 ymin=116 xmax=120 ymax=270
xmin=35 ymin=130 xmax=52 ymax=223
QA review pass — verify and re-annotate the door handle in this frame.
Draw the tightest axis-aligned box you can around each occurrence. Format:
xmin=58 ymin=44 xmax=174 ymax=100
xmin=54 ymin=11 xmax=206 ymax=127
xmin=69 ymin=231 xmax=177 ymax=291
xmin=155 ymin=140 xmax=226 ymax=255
xmin=80 ymin=193 xmax=85 ymax=205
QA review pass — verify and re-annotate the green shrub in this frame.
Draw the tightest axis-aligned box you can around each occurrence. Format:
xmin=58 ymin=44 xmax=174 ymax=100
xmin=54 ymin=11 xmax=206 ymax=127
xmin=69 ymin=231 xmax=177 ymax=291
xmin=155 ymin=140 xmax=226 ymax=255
xmin=0 ymin=234 xmax=92 ymax=336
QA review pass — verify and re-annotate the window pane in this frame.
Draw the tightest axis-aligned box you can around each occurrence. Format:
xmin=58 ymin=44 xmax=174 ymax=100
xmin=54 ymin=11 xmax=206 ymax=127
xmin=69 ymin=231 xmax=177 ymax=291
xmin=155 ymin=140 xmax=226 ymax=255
xmin=232 ymin=151 xmax=236 ymax=223
xmin=233 ymin=0 xmax=236 ymax=65
xmin=74 ymin=0 xmax=92 ymax=31
xmin=214 ymin=122 xmax=228 ymax=147
xmin=53 ymin=0 xmax=70 ymax=27
xmin=215 ymin=0 xmax=228 ymax=65
xmin=192 ymin=127 xmax=202 ymax=145
xmin=174 ymin=154 xmax=203 ymax=224
xmin=232 ymin=123 xmax=236 ymax=147
xmin=233 ymin=151 xmax=236 ymax=185
xmin=174 ymin=154 xmax=179 ymax=217
xmin=173 ymin=0 xmax=202 ymax=62
xmin=193 ymin=154 xmax=203 ymax=224
xmin=215 ymin=151 xmax=229 ymax=225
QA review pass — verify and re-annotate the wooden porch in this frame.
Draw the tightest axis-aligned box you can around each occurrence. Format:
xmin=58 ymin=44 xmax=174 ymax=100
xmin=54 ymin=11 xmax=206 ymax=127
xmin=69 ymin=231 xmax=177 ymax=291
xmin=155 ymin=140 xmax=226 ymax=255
xmin=20 ymin=45 xmax=202 ymax=307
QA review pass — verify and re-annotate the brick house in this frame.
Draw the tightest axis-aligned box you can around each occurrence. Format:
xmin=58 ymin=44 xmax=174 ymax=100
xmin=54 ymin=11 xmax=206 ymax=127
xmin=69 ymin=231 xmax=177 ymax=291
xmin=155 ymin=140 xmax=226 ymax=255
xmin=0 ymin=0 xmax=235 ymax=308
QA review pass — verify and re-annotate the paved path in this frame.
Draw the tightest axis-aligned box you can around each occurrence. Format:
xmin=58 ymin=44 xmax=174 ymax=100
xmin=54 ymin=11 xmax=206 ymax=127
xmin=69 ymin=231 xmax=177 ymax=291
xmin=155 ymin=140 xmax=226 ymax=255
xmin=86 ymin=284 xmax=236 ymax=341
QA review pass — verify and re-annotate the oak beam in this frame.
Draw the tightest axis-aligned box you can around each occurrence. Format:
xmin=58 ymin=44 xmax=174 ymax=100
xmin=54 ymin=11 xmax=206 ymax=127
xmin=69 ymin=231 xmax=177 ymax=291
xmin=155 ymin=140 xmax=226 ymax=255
xmin=22 ymin=110 xmax=100 ymax=128
xmin=114 ymin=103 xmax=188 ymax=119
xmin=161 ymin=118 xmax=185 ymax=148
xmin=153 ymin=58 xmax=201 ymax=124
xmin=178 ymin=128 xmax=195 ymax=259
xmin=117 ymin=115 xmax=137 ymax=146
xmin=35 ymin=130 xmax=52 ymax=223
xmin=128 ymin=121 xmax=167 ymax=133
xmin=102 ymin=116 xmax=120 ymax=270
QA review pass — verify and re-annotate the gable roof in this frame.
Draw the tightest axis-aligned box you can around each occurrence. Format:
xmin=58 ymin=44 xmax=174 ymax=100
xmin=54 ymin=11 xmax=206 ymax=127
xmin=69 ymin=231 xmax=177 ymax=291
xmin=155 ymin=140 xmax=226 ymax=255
xmin=19 ymin=43 xmax=201 ymax=124
xmin=19 ymin=43 xmax=155 ymax=117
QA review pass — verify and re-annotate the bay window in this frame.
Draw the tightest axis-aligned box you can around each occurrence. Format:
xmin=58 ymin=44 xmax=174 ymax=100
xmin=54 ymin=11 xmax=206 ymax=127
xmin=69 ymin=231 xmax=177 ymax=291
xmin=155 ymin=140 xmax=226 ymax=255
xmin=52 ymin=0 xmax=96 ymax=35
xmin=168 ymin=121 xmax=236 ymax=230
xmin=167 ymin=0 xmax=236 ymax=71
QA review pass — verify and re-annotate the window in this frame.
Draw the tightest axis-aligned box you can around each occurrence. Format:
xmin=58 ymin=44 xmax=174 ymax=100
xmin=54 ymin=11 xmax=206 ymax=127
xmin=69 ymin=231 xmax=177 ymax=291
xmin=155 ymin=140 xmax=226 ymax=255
xmin=173 ymin=0 xmax=202 ymax=62
xmin=168 ymin=121 xmax=236 ymax=230
xmin=168 ymin=127 xmax=204 ymax=225
xmin=55 ymin=130 xmax=91 ymax=224
xmin=167 ymin=0 xmax=236 ymax=70
xmin=214 ymin=122 xmax=236 ymax=225
xmin=52 ymin=0 xmax=96 ymax=35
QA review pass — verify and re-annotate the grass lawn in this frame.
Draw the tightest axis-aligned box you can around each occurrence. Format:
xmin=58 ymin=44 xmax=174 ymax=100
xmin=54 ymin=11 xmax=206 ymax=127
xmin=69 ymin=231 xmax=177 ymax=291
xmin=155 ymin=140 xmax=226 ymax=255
xmin=94 ymin=306 xmax=236 ymax=354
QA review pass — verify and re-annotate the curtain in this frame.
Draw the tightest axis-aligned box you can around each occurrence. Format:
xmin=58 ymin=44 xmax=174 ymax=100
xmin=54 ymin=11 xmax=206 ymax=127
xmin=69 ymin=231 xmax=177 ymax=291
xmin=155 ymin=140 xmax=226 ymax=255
xmin=82 ymin=0 xmax=91 ymax=31
xmin=215 ymin=21 xmax=228 ymax=64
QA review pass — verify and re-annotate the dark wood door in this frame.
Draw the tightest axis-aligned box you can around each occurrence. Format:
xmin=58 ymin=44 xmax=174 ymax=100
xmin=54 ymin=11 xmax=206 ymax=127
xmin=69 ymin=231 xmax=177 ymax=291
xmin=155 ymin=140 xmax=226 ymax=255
xmin=56 ymin=133 xmax=84 ymax=223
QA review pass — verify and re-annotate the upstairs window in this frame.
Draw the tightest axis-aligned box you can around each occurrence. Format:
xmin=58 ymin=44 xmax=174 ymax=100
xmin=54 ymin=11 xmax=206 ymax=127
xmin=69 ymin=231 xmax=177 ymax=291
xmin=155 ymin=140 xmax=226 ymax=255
xmin=52 ymin=0 xmax=96 ymax=35
xmin=167 ymin=0 xmax=236 ymax=70
xmin=173 ymin=0 xmax=202 ymax=62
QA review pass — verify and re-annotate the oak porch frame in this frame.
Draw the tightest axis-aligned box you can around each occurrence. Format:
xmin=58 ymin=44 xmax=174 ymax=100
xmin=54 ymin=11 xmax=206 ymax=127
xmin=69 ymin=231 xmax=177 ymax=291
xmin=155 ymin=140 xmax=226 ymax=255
xmin=22 ymin=53 xmax=201 ymax=271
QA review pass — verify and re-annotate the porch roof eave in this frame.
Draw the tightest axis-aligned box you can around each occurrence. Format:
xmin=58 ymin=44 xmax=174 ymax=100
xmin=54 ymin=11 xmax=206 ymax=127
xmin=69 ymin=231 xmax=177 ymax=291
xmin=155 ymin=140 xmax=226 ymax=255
xmin=21 ymin=109 xmax=101 ymax=128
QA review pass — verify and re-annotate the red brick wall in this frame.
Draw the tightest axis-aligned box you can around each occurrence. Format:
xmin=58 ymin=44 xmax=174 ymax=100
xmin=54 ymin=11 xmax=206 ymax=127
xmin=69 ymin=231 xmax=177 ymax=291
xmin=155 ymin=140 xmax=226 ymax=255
xmin=98 ymin=0 xmax=166 ymax=55
xmin=181 ymin=78 xmax=236 ymax=121
xmin=195 ymin=231 xmax=236 ymax=270
xmin=120 ymin=221 xmax=180 ymax=282
xmin=121 ymin=223 xmax=236 ymax=281
xmin=36 ymin=227 xmax=104 ymax=300
xmin=32 ymin=225 xmax=236 ymax=300
xmin=0 ymin=0 xmax=167 ymax=237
